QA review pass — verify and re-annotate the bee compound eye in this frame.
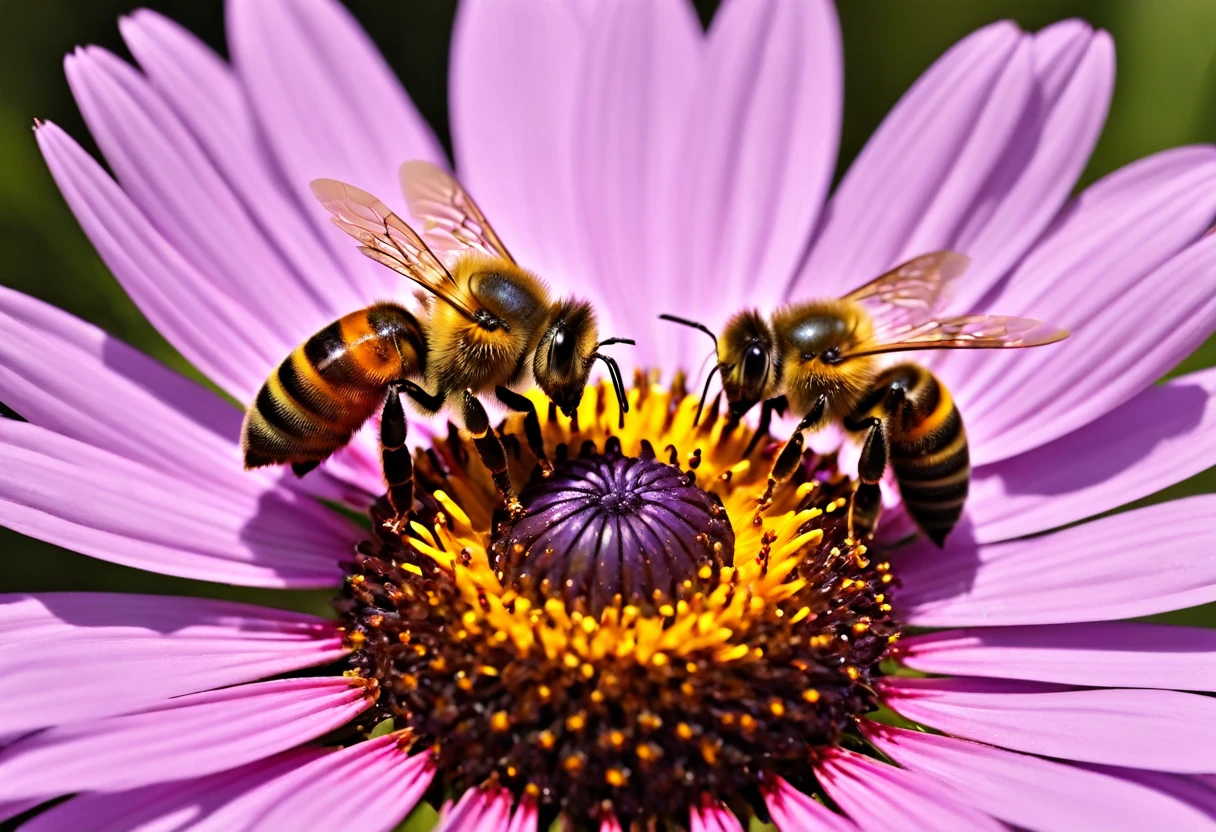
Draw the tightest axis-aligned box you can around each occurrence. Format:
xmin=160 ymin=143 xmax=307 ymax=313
xmin=551 ymin=327 xmax=577 ymax=374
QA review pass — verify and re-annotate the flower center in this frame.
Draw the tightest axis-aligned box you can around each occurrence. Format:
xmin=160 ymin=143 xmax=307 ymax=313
xmin=337 ymin=378 xmax=899 ymax=827
xmin=493 ymin=452 xmax=734 ymax=614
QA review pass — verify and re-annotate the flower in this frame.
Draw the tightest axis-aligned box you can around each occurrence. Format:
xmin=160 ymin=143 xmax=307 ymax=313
xmin=3 ymin=0 xmax=1216 ymax=829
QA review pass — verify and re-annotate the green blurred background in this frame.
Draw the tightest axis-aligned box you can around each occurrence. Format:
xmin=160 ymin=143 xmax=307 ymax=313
xmin=0 ymin=0 xmax=1214 ymax=623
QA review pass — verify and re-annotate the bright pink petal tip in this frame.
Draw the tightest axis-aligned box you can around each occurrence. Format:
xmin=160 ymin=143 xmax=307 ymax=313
xmin=690 ymin=795 xmax=745 ymax=832
xmin=435 ymin=784 xmax=518 ymax=832
xmin=763 ymin=777 xmax=857 ymax=832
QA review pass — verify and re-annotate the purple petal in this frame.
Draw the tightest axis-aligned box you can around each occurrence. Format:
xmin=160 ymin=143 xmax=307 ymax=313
xmin=0 ymin=593 xmax=345 ymax=736
xmin=0 ymin=677 xmax=371 ymax=801
xmin=763 ymin=777 xmax=857 ymax=832
xmin=571 ymin=0 xmax=702 ymax=366
xmin=690 ymin=797 xmax=745 ymax=832
xmin=818 ymin=747 xmax=1004 ymax=831
xmin=668 ymin=0 xmax=841 ymax=365
xmin=966 ymin=367 xmax=1216 ymax=543
xmin=0 ymin=420 xmax=353 ymax=587
xmin=449 ymin=0 xmax=589 ymax=284
xmin=942 ymin=147 xmax=1216 ymax=465
xmin=35 ymin=120 xmax=273 ymax=401
xmin=227 ymin=0 xmax=443 ymax=300
xmin=882 ymin=676 xmax=1216 ymax=773
xmin=898 ymin=495 xmax=1216 ymax=627
xmin=1085 ymin=765 xmax=1216 ymax=821
xmin=0 ymin=798 xmax=40 ymax=824
xmin=899 ymin=622 xmax=1216 ymax=692
xmin=793 ymin=21 xmax=1023 ymax=297
xmin=862 ymin=721 xmax=1216 ymax=830
xmin=19 ymin=749 xmax=328 ymax=832
xmin=118 ymin=9 xmax=369 ymax=317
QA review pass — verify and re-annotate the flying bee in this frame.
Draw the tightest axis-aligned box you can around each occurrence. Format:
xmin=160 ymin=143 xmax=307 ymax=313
xmin=660 ymin=252 xmax=1068 ymax=545
xmin=242 ymin=161 xmax=634 ymax=526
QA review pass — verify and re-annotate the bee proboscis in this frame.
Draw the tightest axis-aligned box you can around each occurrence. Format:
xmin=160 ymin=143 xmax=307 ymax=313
xmin=661 ymin=252 xmax=1068 ymax=545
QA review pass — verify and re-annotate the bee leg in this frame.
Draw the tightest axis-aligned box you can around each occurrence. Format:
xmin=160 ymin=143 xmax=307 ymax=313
xmin=495 ymin=386 xmax=553 ymax=477
xmin=848 ymin=417 xmax=889 ymax=541
xmin=462 ymin=389 xmax=525 ymax=520
xmin=758 ymin=395 xmax=827 ymax=514
xmin=398 ymin=380 xmax=446 ymax=414
xmin=743 ymin=395 xmax=789 ymax=458
xmin=380 ymin=384 xmax=414 ymax=535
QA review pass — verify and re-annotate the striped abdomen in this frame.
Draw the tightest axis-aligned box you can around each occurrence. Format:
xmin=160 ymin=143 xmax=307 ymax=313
xmin=241 ymin=303 xmax=427 ymax=470
xmin=856 ymin=363 xmax=970 ymax=546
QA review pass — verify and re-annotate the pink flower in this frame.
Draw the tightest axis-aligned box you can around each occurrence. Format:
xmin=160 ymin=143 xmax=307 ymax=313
xmin=4 ymin=0 xmax=1216 ymax=829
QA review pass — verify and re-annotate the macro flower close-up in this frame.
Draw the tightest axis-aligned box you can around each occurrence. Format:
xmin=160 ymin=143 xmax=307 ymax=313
xmin=2 ymin=0 xmax=1216 ymax=829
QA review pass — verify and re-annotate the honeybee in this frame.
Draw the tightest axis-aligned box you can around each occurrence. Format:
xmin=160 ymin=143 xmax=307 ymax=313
xmin=242 ymin=161 xmax=634 ymax=524
xmin=661 ymin=252 xmax=1068 ymax=545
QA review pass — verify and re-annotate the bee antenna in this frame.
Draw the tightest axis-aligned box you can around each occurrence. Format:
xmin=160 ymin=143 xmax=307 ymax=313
xmin=694 ymin=363 xmax=728 ymax=427
xmin=659 ymin=314 xmax=718 ymax=351
xmin=592 ymin=352 xmax=629 ymax=429
xmin=596 ymin=337 xmax=636 ymax=349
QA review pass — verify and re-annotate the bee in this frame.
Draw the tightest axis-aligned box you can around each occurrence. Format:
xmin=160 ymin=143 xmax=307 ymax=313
xmin=661 ymin=252 xmax=1068 ymax=545
xmin=242 ymin=161 xmax=634 ymax=525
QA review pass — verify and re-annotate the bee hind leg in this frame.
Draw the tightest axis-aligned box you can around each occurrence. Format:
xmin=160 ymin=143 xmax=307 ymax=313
xmin=847 ymin=417 xmax=889 ymax=541
xmin=380 ymin=384 xmax=414 ymax=535
xmin=462 ymin=389 xmax=525 ymax=520
xmin=495 ymin=386 xmax=553 ymax=477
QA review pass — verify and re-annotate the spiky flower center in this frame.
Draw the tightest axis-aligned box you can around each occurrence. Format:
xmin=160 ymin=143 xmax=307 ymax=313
xmin=337 ymin=377 xmax=899 ymax=827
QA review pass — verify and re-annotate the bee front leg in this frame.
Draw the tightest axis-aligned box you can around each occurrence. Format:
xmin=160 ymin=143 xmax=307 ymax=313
xmin=758 ymin=395 xmax=827 ymax=515
xmin=495 ymin=386 xmax=553 ymax=477
xmin=848 ymin=417 xmax=888 ymax=542
xmin=462 ymin=389 xmax=525 ymax=520
xmin=398 ymin=380 xmax=446 ymax=414
xmin=743 ymin=395 xmax=789 ymax=458
xmin=380 ymin=384 xmax=414 ymax=535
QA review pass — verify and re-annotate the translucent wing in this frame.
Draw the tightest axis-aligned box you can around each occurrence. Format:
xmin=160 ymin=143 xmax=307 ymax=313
xmin=845 ymin=251 xmax=971 ymax=332
xmin=839 ymin=315 xmax=1069 ymax=360
xmin=399 ymin=160 xmax=515 ymax=265
xmin=310 ymin=178 xmax=479 ymax=319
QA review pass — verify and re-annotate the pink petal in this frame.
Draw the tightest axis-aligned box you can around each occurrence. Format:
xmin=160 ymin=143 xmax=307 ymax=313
xmin=64 ymin=46 xmax=339 ymax=349
xmin=862 ymin=721 xmax=1216 ymax=831
xmin=668 ymin=0 xmax=841 ymax=365
xmin=690 ymin=797 xmax=744 ymax=832
xmin=434 ymin=785 xmax=514 ymax=832
xmin=0 ymin=592 xmax=345 ymax=736
xmin=944 ymin=22 xmax=1113 ymax=313
xmin=966 ymin=367 xmax=1216 ymax=543
xmin=600 ymin=816 xmax=624 ymax=832
xmin=1085 ymin=765 xmax=1216 ymax=820
xmin=763 ymin=777 xmax=857 ymax=832
xmin=899 ymin=622 xmax=1216 ymax=691
xmin=227 ymin=0 xmax=443 ymax=299
xmin=943 ymin=147 xmax=1216 ymax=464
xmin=19 ymin=748 xmax=329 ymax=832
xmin=449 ymin=0 xmax=588 ymax=284
xmin=793 ymin=21 xmax=1023 ymax=297
xmin=882 ymin=676 xmax=1216 ymax=773
xmin=188 ymin=736 xmax=433 ymax=832
xmin=818 ymin=747 xmax=1004 ymax=831
xmin=0 ymin=677 xmax=371 ymax=801
xmin=35 ymin=120 xmax=273 ymax=401
xmin=118 ymin=9 xmax=367 ymax=317
xmin=898 ymin=495 xmax=1216 ymax=627
xmin=0 ymin=420 xmax=353 ymax=587
xmin=571 ymin=0 xmax=702 ymax=365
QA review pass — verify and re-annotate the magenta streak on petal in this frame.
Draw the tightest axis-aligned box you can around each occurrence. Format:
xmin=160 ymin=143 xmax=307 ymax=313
xmin=881 ymin=676 xmax=1216 ymax=773
xmin=572 ymin=0 xmax=702 ymax=370
xmin=186 ymin=736 xmax=434 ymax=832
xmin=897 ymin=495 xmax=1216 ymax=627
xmin=18 ymin=748 xmax=329 ymax=832
xmin=64 ymin=46 xmax=337 ymax=349
xmin=227 ymin=0 xmax=444 ymax=299
xmin=434 ymin=785 xmax=513 ymax=832
xmin=450 ymin=0 xmax=589 ymax=288
xmin=860 ymin=721 xmax=1216 ymax=831
xmin=817 ymin=747 xmax=1004 ymax=832
xmin=965 ymin=367 xmax=1216 ymax=543
xmin=118 ymin=9 xmax=368 ymax=316
xmin=689 ymin=797 xmax=745 ymax=832
xmin=942 ymin=147 xmax=1216 ymax=465
xmin=668 ymin=0 xmax=841 ymax=369
xmin=0 ymin=420 xmax=353 ymax=588
xmin=899 ymin=622 xmax=1216 ymax=691
xmin=1082 ymin=765 xmax=1216 ymax=821
xmin=762 ymin=777 xmax=857 ymax=832
xmin=0 ymin=677 xmax=369 ymax=802
xmin=35 ymin=121 xmax=272 ymax=401
xmin=791 ymin=21 xmax=1022 ymax=300
xmin=0 ymin=593 xmax=346 ymax=736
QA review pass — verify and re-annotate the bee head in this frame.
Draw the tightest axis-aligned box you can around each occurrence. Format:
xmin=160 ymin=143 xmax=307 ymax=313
xmin=535 ymin=300 xmax=634 ymax=425
xmin=719 ymin=310 xmax=777 ymax=419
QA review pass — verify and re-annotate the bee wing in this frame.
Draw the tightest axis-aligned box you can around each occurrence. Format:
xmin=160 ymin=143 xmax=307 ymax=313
xmin=839 ymin=314 xmax=1069 ymax=360
xmin=845 ymin=251 xmax=971 ymax=331
xmin=310 ymin=178 xmax=480 ymax=319
xmin=399 ymin=160 xmax=516 ymax=265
